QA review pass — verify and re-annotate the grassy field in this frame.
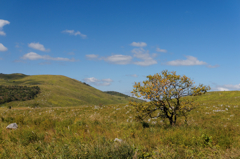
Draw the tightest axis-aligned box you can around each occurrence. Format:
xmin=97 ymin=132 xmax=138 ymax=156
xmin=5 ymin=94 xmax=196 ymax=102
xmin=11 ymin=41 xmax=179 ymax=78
xmin=0 ymin=73 xmax=142 ymax=108
xmin=0 ymin=90 xmax=240 ymax=158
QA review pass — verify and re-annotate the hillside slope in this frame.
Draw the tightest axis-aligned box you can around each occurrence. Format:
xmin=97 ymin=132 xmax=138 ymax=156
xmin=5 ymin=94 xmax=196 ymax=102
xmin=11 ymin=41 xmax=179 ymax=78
xmin=184 ymin=91 xmax=240 ymax=106
xmin=0 ymin=73 xmax=142 ymax=107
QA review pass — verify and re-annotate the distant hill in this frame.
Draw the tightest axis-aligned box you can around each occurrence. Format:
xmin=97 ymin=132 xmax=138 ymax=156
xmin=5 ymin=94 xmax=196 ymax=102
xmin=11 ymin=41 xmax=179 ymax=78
xmin=104 ymin=91 xmax=144 ymax=102
xmin=0 ymin=73 xmax=143 ymax=107
xmin=0 ymin=73 xmax=28 ymax=80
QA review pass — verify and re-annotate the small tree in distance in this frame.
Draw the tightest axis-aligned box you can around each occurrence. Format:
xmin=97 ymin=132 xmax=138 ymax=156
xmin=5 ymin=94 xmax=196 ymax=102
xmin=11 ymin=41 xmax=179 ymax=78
xmin=129 ymin=70 xmax=210 ymax=126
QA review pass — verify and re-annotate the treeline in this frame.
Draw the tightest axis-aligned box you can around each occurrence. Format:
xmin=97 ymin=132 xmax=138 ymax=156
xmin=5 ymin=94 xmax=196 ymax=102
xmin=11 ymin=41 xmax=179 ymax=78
xmin=0 ymin=73 xmax=27 ymax=80
xmin=104 ymin=91 xmax=130 ymax=98
xmin=0 ymin=85 xmax=40 ymax=104
xmin=82 ymin=82 xmax=92 ymax=87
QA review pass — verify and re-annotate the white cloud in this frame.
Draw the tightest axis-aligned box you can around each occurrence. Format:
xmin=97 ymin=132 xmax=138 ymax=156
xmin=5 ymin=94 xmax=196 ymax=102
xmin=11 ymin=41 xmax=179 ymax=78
xmin=62 ymin=29 xmax=87 ymax=38
xmin=83 ymin=77 xmax=113 ymax=86
xmin=0 ymin=19 xmax=10 ymax=28
xmin=0 ymin=31 xmax=6 ymax=36
xmin=86 ymin=54 xmax=98 ymax=59
xmin=223 ymin=84 xmax=240 ymax=90
xmin=166 ymin=56 xmax=207 ymax=66
xmin=212 ymin=83 xmax=240 ymax=91
xmin=0 ymin=19 xmax=10 ymax=36
xmin=0 ymin=43 xmax=8 ymax=51
xmin=21 ymin=52 xmax=76 ymax=61
xmin=131 ymin=48 xmax=157 ymax=66
xmin=215 ymin=87 xmax=230 ymax=91
xmin=130 ymin=42 xmax=147 ymax=47
xmin=28 ymin=42 xmax=50 ymax=52
xmin=84 ymin=77 xmax=99 ymax=83
xmin=156 ymin=47 xmax=167 ymax=53
xmin=87 ymin=48 xmax=157 ymax=66
xmin=103 ymin=54 xmax=132 ymax=65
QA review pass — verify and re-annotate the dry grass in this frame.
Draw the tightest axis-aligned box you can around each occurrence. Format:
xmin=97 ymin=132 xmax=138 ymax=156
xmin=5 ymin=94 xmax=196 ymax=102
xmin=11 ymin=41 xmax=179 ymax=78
xmin=0 ymin=91 xmax=240 ymax=158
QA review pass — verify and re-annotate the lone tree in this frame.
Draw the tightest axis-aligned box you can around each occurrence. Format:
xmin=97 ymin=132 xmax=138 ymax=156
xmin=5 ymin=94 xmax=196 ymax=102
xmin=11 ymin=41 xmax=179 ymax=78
xmin=130 ymin=70 xmax=210 ymax=126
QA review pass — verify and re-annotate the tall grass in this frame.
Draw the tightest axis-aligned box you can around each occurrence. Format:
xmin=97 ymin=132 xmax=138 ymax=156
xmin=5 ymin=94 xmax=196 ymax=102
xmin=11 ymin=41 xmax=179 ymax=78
xmin=0 ymin=90 xmax=240 ymax=158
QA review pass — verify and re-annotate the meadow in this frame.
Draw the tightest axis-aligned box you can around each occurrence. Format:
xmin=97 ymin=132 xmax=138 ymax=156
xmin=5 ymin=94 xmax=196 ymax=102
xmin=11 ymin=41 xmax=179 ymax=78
xmin=0 ymin=91 xmax=240 ymax=158
xmin=0 ymin=74 xmax=240 ymax=158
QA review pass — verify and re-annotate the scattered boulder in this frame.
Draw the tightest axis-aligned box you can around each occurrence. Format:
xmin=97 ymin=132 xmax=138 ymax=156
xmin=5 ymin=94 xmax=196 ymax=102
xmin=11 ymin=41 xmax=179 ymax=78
xmin=6 ymin=123 xmax=18 ymax=129
xmin=114 ymin=138 xmax=122 ymax=143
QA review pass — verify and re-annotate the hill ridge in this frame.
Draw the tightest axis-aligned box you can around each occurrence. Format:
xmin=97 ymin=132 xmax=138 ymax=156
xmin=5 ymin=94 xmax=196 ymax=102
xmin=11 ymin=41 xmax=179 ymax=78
xmin=0 ymin=73 xmax=143 ymax=107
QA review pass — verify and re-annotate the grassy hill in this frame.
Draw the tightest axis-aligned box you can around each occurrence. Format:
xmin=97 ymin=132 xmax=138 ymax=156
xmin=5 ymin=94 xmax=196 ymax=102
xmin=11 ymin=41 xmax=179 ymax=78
xmin=0 ymin=73 xmax=143 ymax=107
xmin=183 ymin=90 xmax=240 ymax=106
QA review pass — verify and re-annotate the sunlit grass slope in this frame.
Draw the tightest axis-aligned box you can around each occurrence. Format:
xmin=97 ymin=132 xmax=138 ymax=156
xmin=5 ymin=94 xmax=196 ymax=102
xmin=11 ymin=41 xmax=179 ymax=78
xmin=188 ymin=91 xmax=240 ymax=106
xmin=0 ymin=73 xmax=142 ymax=107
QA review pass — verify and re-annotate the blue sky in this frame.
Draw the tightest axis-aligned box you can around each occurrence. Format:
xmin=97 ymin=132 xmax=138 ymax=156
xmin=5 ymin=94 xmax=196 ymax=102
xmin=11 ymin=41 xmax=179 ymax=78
xmin=0 ymin=0 xmax=240 ymax=95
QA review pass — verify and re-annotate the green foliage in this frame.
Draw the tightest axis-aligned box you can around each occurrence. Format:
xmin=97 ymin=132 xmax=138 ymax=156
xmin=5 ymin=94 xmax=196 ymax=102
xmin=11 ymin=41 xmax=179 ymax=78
xmin=0 ymin=85 xmax=40 ymax=105
xmin=130 ymin=70 xmax=210 ymax=125
xmin=201 ymin=134 xmax=212 ymax=147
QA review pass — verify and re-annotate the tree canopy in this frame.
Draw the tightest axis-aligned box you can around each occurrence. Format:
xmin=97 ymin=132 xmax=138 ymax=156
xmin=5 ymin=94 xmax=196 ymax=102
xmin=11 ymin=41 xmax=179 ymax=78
xmin=129 ymin=70 xmax=210 ymax=125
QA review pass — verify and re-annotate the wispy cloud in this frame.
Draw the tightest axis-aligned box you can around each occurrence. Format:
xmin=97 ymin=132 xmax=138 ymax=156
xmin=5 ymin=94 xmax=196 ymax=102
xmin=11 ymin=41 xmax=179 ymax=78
xmin=86 ymin=49 xmax=157 ymax=66
xmin=207 ymin=64 xmax=219 ymax=68
xmin=28 ymin=42 xmax=50 ymax=52
xmin=212 ymin=84 xmax=240 ymax=91
xmin=0 ymin=43 xmax=8 ymax=51
xmin=21 ymin=52 xmax=76 ymax=61
xmin=102 ymin=78 xmax=113 ymax=82
xmin=126 ymin=74 xmax=138 ymax=77
xmin=83 ymin=77 xmax=113 ymax=86
xmin=86 ymin=54 xmax=99 ymax=59
xmin=103 ymin=54 xmax=132 ymax=65
xmin=0 ymin=19 xmax=10 ymax=36
xmin=156 ymin=47 xmax=167 ymax=53
xmin=130 ymin=42 xmax=147 ymax=47
xmin=131 ymin=48 xmax=157 ymax=66
xmin=0 ymin=31 xmax=6 ymax=36
xmin=62 ymin=29 xmax=87 ymax=38
xmin=166 ymin=56 xmax=207 ymax=66
xmin=86 ymin=54 xmax=132 ymax=64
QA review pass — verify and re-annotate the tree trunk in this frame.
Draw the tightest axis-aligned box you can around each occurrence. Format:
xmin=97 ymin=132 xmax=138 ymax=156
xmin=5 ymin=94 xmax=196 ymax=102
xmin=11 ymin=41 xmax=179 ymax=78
xmin=174 ymin=114 xmax=177 ymax=125
xmin=169 ymin=118 xmax=173 ymax=125
xmin=169 ymin=115 xmax=177 ymax=126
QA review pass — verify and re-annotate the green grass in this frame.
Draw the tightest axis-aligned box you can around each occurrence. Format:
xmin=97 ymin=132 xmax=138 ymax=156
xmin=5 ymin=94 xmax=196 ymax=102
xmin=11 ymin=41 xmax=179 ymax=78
xmin=0 ymin=73 xmax=240 ymax=158
xmin=0 ymin=91 xmax=240 ymax=158
xmin=0 ymin=73 xmax=142 ymax=107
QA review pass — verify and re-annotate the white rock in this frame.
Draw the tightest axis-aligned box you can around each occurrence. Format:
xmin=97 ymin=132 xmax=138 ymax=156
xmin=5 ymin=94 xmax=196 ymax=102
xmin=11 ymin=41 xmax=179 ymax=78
xmin=114 ymin=138 xmax=122 ymax=143
xmin=6 ymin=123 xmax=18 ymax=129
